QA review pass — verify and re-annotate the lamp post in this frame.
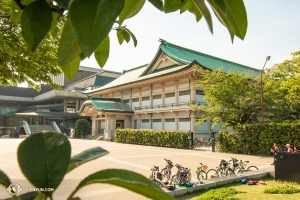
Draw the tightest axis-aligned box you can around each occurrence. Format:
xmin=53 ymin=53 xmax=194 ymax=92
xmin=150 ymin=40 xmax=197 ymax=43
xmin=260 ymin=56 xmax=271 ymax=123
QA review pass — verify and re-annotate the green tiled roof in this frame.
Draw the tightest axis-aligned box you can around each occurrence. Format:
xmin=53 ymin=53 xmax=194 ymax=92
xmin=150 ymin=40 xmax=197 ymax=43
xmin=83 ymin=39 xmax=260 ymax=94
xmin=78 ymin=97 xmax=134 ymax=113
xmin=141 ymin=39 xmax=260 ymax=76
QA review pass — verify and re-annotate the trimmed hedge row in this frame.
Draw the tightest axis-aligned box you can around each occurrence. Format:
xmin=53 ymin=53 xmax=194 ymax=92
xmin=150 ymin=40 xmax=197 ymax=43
xmin=217 ymin=121 xmax=300 ymax=155
xmin=115 ymin=129 xmax=190 ymax=149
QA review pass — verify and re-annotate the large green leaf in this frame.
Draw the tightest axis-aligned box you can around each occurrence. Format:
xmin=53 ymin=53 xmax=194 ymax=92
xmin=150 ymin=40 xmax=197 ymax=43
xmin=67 ymin=147 xmax=109 ymax=173
xmin=0 ymin=170 xmax=11 ymax=188
xmin=53 ymin=0 xmax=71 ymax=9
xmin=119 ymin=0 xmax=146 ymax=25
xmin=69 ymin=0 xmax=124 ymax=56
xmin=17 ymin=132 xmax=71 ymax=196
xmin=10 ymin=1 xmax=22 ymax=22
xmin=180 ymin=0 xmax=193 ymax=14
xmin=117 ymin=29 xmax=124 ymax=45
xmin=20 ymin=0 xmax=52 ymax=52
xmin=207 ymin=0 xmax=247 ymax=40
xmin=164 ymin=0 xmax=186 ymax=13
xmin=193 ymin=0 xmax=213 ymax=33
xmin=148 ymin=0 xmax=164 ymax=11
xmin=94 ymin=36 xmax=110 ymax=68
xmin=58 ymin=19 xmax=82 ymax=66
xmin=126 ymin=28 xmax=137 ymax=47
xmin=188 ymin=3 xmax=202 ymax=22
xmin=68 ymin=169 xmax=175 ymax=200
xmin=61 ymin=56 xmax=80 ymax=81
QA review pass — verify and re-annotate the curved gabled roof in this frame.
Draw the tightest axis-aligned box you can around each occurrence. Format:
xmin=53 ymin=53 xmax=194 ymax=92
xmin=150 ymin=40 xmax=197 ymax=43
xmin=141 ymin=39 xmax=260 ymax=76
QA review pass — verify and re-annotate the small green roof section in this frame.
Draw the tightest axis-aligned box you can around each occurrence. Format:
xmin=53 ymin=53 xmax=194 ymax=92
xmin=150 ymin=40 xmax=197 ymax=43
xmin=141 ymin=39 xmax=261 ymax=76
xmin=78 ymin=97 xmax=134 ymax=114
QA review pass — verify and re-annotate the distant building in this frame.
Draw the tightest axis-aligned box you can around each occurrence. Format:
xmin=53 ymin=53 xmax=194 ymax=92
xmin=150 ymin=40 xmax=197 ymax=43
xmin=0 ymin=66 xmax=120 ymax=137
xmin=78 ymin=39 xmax=260 ymax=139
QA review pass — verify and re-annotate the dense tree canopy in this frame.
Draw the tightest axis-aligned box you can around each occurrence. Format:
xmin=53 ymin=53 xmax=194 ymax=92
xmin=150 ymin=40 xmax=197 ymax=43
xmin=194 ymin=51 xmax=300 ymax=128
xmin=0 ymin=0 xmax=248 ymax=84
xmin=0 ymin=0 xmax=62 ymax=90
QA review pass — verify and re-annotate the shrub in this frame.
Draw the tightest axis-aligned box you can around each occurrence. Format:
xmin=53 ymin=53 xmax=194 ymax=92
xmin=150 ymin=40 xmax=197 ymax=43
xmin=264 ymin=185 xmax=300 ymax=194
xmin=197 ymin=188 xmax=239 ymax=200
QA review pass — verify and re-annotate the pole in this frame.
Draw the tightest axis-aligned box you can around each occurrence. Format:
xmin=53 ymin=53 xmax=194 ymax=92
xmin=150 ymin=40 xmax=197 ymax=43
xmin=260 ymin=56 xmax=271 ymax=123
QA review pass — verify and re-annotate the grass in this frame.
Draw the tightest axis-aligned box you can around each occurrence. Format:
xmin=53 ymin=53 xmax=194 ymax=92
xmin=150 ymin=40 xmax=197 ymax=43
xmin=176 ymin=175 xmax=300 ymax=200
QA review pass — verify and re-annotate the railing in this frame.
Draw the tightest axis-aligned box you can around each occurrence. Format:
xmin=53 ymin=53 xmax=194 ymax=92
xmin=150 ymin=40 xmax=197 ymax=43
xmin=23 ymin=121 xmax=31 ymax=135
xmin=52 ymin=121 xmax=62 ymax=133
xmin=134 ymin=101 xmax=202 ymax=111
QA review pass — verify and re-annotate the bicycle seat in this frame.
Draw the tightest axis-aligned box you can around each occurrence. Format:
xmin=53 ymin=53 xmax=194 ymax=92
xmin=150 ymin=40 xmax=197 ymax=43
xmin=244 ymin=161 xmax=249 ymax=163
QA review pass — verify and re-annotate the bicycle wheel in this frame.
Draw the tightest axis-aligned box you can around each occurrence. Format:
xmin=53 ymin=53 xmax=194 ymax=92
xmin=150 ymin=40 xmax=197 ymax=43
xmin=246 ymin=166 xmax=259 ymax=172
xmin=206 ymin=169 xmax=219 ymax=179
xmin=197 ymin=170 xmax=207 ymax=181
xmin=226 ymin=168 xmax=235 ymax=176
xmin=153 ymin=179 xmax=163 ymax=187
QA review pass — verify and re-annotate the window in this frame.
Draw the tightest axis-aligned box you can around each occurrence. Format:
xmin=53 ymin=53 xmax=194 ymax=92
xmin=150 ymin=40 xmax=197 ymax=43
xmin=132 ymin=98 xmax=139 ymax=102
xmin=196 ymin=120 xmax=208 ymax=131
xmin=153 ymin=95 xmax=161 ymax=99
xmin=123 ymin=99 xmax=129 ymax=104
xmin=196 ymin=90 xmax=204 ymax=95
xmin=142 ymin=97 xmax=150 ymax=101
xmin=179 ymin=118 xmax=190 ymax=131
xmin=152 ymin=119 xmax=162 ymax=130
xmin=165 ymin=93 xmax=175 ymax=98
xmin=179 ymin=90 xmax=190 ymax=96
xmin=141 ymin=119 xmax=150 ymax=129
xmin=165 ymin=118 xmax=175 ymax=130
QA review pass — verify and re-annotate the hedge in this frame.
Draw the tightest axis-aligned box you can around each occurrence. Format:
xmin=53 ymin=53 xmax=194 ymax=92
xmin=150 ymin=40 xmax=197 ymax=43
xmin=217 ymin=121 xmax=300 ymax=155
xmin=115 ymin=129 xmax=190 ymax=149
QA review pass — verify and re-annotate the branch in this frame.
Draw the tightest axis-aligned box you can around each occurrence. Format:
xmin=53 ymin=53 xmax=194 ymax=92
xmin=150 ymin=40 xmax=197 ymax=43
xmin=14 ymin=0 xmax=26 ymax=10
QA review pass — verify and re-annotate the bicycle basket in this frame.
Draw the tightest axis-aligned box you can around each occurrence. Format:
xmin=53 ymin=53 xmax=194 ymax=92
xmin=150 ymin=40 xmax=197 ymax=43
xmin=220 ymin=159 xmax=228 ymax=166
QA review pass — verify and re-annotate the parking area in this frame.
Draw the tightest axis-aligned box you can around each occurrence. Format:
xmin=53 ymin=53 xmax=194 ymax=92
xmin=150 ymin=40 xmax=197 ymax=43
xmin=0 ymin=139 xmax=274 ymax=200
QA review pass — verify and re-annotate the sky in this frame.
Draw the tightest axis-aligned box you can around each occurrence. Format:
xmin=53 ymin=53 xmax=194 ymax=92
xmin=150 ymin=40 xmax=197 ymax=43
xmin=81 ymin=0 xmax=300 ymax=73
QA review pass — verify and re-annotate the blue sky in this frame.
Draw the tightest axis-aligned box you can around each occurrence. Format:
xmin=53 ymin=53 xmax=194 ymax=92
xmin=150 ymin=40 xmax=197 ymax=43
xmin=81 ymin=0 xmax=300 ymax=72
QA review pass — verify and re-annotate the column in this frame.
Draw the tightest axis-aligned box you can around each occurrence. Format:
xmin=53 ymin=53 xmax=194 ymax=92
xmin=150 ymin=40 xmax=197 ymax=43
xmin=174 ymin=80 xmax=179 ymax=105
xmin=191 ymin=112 xmax=196 ymax=135
xmin=175 ymin=112 xmax=178 ymax=131
xmin=91 ymin=116 xmax=96 ymax=136
xmin=64 ymin=98 xmax=67 ymax=113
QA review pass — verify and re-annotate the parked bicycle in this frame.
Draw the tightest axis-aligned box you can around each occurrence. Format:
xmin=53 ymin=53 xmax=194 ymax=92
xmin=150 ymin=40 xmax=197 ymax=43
xmin=233 ymin=158 xmax=259 ymax=175
xmin=149 ymin=165 xmax=163 ymax=187
xmin=170 ymin=164 xmax=192 ymax=184
xmin=206 ymin=159 xmax=235 ymax=179
xmin=160 ymin=158 xmax=174 ymax=182
xmin=196 ymin=162 xmax=208 ymax=181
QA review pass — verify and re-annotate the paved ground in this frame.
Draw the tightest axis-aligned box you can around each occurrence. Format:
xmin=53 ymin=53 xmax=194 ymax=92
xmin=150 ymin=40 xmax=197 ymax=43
xmin=0 ymin=138 xmax=274 ymax=200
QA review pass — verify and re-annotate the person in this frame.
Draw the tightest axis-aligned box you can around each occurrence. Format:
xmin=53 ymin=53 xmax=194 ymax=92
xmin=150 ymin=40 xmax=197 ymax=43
xmin=271 ymin=142 xmax=280 ymax=165
xmin=285 ymin=144 xmax=293 ymax=153
xmin=70 ymin=129 xmax=74 ymax=138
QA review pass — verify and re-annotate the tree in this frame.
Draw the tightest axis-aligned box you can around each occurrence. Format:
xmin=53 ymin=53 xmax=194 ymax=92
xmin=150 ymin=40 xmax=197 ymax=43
xmin=75 ymin=118 xmax=90 ymax=138
xmin=264 ymin=50 xmax=300 ymax=120
xmin=193 ymin=67 xmax=263 ymax=128
xmin=0 ymin=0 xmax=62 ymax=90
xmin=1 ymin=0 xmax=248 ymax=82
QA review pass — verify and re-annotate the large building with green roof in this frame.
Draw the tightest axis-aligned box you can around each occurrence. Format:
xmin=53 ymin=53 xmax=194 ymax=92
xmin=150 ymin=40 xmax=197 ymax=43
xmin=79 ymin=39 xmax=260 ymax=139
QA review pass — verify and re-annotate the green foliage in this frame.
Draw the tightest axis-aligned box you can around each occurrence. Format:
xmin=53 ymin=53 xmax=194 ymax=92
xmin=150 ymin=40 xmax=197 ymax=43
xmin=75 ymin=118 xmax=90 ymax=138
xmin=197 ymin=187 xmax=239 ymax=200
xmin=0 ymin=132 xmax=174 ymax=200
xmin=264 ymin=185 xmax=300 ymax=194
xmin=194 ymin=67 xmax=262 ymax=128
xmin=217 ymin=121 xmax=300 ymax=155
xmin=0 ymin=0 xmax=62 ymax=90
xmin=0 ymin=0 xmax=248 ymax=84
xmin=115 ymin=129 xmax=190 ymax=149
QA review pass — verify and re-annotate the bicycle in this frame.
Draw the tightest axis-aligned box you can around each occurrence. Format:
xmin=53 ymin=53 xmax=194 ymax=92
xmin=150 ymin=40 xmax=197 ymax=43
xmin=206 ymin=159 xmax=234 ymax=179
xmin=160 ymin=158 xmax=174 ymax=182
xmin=233 ymin=159 xmax=259 ymax=175
xmin=195 ymin=162 xmax=208 ymax=181
xmin=170 ymin=164 xmax=191 ymax=184
xmin=149 ymin=165 xmax=163 ymax=187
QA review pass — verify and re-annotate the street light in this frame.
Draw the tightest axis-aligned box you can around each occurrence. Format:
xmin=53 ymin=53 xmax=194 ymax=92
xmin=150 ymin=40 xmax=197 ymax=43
xmin=260 ymin=56 xmax=271 ymax=123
